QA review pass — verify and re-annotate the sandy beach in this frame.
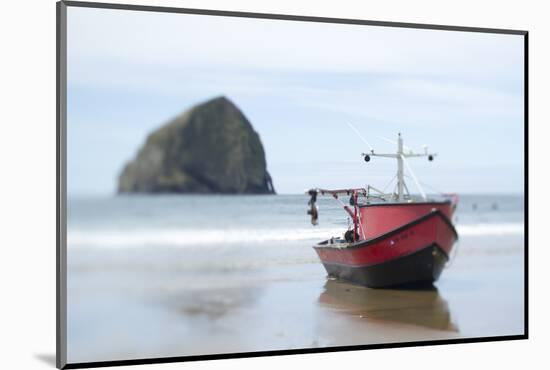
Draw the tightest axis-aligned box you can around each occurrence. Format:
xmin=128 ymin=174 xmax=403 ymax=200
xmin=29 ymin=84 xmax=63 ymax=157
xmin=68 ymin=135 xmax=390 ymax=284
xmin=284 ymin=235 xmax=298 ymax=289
xmin=67 ymin=236 xmax=524 ymax=363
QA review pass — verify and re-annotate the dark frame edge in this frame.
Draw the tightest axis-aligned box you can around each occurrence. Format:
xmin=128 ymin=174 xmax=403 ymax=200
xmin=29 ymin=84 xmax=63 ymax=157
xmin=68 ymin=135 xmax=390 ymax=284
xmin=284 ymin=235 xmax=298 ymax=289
xmin=57 ymin=1 xmax=68 ymax=369
xmin=62 ymin=0 xmax=527 ymax=35
xmin=523 ymin=32 xmax=529 ymax=338
xmin=62 ymin=335 xmax=527 ymax=369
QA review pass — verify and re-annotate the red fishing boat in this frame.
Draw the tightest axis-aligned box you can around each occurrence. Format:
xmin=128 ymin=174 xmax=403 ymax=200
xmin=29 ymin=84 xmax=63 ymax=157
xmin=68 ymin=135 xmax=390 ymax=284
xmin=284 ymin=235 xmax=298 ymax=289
xmin=308 ymin=132 xmax=458 ymax=288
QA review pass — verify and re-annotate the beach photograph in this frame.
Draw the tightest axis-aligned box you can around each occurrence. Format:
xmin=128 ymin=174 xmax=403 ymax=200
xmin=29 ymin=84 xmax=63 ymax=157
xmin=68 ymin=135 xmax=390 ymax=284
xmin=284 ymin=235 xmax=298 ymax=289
xmin=64 ymin=5 xmax=525 ymax=365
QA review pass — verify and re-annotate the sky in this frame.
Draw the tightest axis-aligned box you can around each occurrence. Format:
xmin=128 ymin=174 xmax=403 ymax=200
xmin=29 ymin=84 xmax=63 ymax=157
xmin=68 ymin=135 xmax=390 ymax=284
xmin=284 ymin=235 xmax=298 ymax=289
xmin=66 ymin=7 xmax=525 ymax=195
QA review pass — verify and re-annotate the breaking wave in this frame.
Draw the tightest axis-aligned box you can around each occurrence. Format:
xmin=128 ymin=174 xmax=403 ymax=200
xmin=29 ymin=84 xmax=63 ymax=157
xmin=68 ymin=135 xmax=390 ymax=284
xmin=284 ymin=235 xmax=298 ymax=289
xmin=456 ymin=223 xmax=524 ymax=236
xmin=68 ymin=227 xmax=344 ymax=248
xmin=68 ymin=222 xmax=524 ymax=249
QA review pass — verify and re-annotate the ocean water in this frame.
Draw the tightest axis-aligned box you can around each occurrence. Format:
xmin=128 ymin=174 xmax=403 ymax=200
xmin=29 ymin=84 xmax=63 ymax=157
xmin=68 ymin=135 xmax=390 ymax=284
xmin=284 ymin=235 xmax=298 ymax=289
xmin=67 ymin=193 xmax=524 ymax=262
xmin=67 ymin=194 xmax=525 ymax=290
xmin=66 ymin=194 xmax=525 ymax=362
xmin=69 ymin=193 xmax=525 ymax=242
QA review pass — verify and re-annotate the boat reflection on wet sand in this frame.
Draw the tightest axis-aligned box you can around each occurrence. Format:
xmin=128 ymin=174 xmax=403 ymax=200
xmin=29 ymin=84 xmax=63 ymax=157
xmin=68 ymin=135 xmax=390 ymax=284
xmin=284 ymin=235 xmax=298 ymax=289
xmin=318 ymin=279 xmax=458 ymax=332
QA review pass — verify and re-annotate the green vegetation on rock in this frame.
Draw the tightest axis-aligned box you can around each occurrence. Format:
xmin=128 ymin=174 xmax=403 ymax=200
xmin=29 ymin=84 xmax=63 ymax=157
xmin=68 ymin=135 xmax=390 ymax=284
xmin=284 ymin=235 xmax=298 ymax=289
xmin=118 ymin=96 xmax=275 ymax=194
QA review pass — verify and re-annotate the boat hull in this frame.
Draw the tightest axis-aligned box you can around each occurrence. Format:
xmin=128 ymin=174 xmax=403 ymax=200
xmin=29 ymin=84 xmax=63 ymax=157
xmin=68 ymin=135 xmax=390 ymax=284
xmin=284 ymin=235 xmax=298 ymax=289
xmin=321 ymin=244 xmax=448 ymax=288
xmin=358 ymin=201 xmax=454 ymax=239
xmin=313 ymin=209 xmax=458 ymax=288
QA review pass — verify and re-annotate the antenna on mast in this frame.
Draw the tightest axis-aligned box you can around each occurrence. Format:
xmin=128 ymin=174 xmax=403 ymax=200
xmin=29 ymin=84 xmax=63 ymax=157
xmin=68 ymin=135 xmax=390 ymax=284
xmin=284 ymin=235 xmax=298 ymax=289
xmin=346 ymin=122 xmax=374 ymax=152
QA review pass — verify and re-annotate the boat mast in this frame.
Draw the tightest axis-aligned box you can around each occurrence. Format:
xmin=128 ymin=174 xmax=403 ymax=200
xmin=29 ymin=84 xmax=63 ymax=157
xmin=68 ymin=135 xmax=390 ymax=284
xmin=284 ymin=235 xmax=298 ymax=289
xmin=363 ymin=133 xmax=435 ymax=202
xmin=397 ymin=133 xmax=405 ymax=201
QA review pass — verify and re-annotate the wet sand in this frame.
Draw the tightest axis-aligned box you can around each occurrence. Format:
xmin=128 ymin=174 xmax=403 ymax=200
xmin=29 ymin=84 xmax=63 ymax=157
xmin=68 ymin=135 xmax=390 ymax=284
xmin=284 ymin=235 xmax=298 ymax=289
xmin=67 ymin=240 xmax=524 ymax=363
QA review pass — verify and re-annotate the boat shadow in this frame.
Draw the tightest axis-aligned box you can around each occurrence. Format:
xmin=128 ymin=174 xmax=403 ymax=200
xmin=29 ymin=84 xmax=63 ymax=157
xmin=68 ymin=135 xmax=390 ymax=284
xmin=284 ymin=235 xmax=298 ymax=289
xmin=318 ymin=279 xmax=458 ymax=332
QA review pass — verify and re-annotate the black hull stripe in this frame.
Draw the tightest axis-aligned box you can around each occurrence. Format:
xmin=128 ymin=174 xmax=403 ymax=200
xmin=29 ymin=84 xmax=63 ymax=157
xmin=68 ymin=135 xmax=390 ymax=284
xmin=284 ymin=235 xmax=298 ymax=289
xmin=321 ymin=244 xmax=449 ymax=288
xmin=320 ymin=243 xmax=449 ymax=269
xmin=314 ymin=209 xmax=458 ymax=251
xmin=358 ymin=200 xmax=452 ymax=208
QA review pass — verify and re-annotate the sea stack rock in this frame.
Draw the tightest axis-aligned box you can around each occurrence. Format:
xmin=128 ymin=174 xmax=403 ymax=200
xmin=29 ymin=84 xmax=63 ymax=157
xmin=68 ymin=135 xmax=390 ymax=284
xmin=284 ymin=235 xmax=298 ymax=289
xmin=118 ymin=96 xmax=275 ymax=194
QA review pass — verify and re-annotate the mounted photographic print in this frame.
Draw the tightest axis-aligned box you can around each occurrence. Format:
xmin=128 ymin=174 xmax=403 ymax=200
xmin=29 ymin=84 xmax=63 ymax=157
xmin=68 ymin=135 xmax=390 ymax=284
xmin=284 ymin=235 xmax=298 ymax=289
xmin=56 ymin=1 xmax=528 ymax=368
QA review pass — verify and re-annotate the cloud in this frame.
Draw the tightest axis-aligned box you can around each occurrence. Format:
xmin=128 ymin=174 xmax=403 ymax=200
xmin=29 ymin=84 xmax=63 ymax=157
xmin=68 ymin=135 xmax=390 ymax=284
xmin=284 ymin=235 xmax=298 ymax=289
xmin=67 ymin=6 xmax=523 ymax=79
xmin=66 ymin=6 xmax=523 ymax=128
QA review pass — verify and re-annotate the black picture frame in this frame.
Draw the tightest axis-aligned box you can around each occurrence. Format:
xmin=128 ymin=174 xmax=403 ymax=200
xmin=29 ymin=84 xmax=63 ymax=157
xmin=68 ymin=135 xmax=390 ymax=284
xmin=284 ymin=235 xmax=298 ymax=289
xmin=56 ymin=1 xmax=529 ymax=368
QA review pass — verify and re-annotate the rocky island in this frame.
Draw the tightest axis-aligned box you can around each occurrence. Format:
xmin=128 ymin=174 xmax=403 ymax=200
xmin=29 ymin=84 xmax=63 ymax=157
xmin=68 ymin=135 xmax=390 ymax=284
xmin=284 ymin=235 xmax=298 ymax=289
xmin=118 ymin=96 xmax=275 ymax=194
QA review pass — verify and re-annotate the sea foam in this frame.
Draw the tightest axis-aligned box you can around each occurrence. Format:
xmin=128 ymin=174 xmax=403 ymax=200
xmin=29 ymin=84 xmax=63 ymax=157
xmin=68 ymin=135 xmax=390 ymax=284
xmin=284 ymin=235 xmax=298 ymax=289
xmin=68 ymin=222 xmax=524 ymax=249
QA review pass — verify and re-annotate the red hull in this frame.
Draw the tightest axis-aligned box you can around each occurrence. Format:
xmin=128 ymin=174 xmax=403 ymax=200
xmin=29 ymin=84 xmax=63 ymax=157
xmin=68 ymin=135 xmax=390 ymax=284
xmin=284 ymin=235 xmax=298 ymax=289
xmin=359 ymin=201 xmax=454 ymax=239
xmin=314 ymin=203 xmax=458 ymax=288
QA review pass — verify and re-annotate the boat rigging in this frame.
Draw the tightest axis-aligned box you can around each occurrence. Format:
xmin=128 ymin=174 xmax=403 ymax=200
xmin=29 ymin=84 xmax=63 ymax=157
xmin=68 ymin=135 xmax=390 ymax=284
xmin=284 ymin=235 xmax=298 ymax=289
xmin=307 ymin=131 xmax=458 ymax=288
